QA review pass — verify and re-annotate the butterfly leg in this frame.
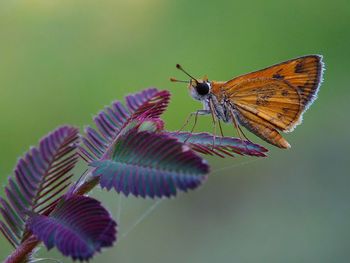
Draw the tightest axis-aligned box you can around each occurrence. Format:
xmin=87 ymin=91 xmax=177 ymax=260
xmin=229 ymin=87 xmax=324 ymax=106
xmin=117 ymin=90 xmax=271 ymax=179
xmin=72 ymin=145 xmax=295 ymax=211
xmin=179 ymin=110 xmax=211 ymax=143
xmin=217 ymin=119 xmax=224 ymax=137
xmin=190 ymin=110 xmax=211 ymax=132
xmin=208 ymin=99 xmax=221 ymax=149
xmin=177 ymin=110 xmax=209 ymax=133
xmin=211 ymin=113 xmax=217 ymax=149
xmin=189 ymin=110 xmax=200 ymax=133
xmin=186 ymin=110 xmax=211 ymax=143
xmin=229 ymin=108 xmax=251 ymax=146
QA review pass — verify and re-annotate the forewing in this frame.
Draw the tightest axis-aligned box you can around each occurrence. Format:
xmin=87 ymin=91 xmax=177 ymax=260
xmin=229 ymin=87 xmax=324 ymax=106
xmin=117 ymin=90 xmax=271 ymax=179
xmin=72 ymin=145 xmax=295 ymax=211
xmin=228 ymin=78 xmax=301 ymax=132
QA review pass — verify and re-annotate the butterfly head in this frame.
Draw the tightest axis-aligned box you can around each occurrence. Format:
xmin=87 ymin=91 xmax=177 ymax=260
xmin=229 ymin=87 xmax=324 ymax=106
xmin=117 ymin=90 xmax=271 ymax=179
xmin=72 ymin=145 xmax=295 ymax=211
xmin=189 ymin=79 xmax=211 ymax=100
xmin=171 ymin=64 xmax=211 ymax=101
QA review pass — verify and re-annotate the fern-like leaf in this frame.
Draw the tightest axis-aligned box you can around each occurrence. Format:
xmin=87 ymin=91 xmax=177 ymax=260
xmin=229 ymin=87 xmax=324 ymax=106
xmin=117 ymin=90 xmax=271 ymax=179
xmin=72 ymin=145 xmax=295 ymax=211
xmin=0 ymin=126 xmax=79 ymax=248
xmin=27 ymin=195 xmax=117 ymax=261
xmin=79 ymin=88 xmax=170 ymax=162
xmin=166 ymin=132 xmax=268 ymax=157
xmin=91 ymin=127 xmax=209 ymax=198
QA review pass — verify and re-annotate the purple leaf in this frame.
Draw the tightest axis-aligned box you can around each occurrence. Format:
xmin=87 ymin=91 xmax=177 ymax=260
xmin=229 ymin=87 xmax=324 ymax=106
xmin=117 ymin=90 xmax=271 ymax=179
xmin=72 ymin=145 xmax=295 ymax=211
xmin=79 ymin=88 xmax=170 ymax=162
xmin=27 ymin=195 xmax=117 ymax=261
xmin=166 ymin=132 xmax=268 ymax=158
xmin=0 ymin=126 xmax=79 ymax=248
xmin=91 ymin=128 xmax=209 ymax=198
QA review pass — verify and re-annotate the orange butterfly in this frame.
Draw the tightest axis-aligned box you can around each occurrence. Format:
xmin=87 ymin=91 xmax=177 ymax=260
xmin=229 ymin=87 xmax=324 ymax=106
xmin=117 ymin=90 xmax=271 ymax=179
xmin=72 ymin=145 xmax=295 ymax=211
xmin=171 ymin=55 xmax=324 ymax=148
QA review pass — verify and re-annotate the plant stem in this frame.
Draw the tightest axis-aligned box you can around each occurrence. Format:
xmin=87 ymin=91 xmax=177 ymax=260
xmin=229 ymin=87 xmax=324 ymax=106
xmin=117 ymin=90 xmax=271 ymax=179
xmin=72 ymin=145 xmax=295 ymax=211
xmin=4 ymin=236 xmax=39 ymax=263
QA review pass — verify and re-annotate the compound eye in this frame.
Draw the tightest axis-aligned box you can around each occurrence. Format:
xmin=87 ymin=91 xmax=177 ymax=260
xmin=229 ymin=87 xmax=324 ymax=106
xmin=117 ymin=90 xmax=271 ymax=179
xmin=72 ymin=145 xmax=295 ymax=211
xmin=195 ymin=83 xmax=210 ymax=95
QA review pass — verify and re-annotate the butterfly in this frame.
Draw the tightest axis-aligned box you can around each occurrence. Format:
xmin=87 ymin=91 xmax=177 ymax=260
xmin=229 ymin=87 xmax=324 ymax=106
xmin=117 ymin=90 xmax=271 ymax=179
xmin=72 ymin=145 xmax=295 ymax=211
xmin=171 ymin=55 xmax=324 ymax=148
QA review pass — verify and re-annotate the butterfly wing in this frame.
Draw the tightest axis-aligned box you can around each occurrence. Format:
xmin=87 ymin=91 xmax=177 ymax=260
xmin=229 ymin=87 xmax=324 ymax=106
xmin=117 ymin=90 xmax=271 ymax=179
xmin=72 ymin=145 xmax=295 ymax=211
xmin=233 ymin=103 xmax=292 ymax=149
xmin=215 ymin=55 xmax=324 ymax=148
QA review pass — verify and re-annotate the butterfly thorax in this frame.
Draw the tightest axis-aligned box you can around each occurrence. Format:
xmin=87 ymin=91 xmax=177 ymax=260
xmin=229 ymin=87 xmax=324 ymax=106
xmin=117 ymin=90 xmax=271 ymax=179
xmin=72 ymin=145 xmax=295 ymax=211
xmin=189 ymin=79 xmax=232 ymax=122
xmin=209 ymin=93 xmax=232 ymax=122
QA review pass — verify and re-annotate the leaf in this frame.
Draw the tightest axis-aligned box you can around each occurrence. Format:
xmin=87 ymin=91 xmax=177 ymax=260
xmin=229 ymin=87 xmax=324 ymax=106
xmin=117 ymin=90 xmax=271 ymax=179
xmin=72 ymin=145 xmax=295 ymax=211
xmin=0 ymin=126 xmax=79 ymax=248
xmin=166 ymin=132 xmax=268 ymax=158
xmin=82 ymin=88 xmax=210 ymax=198
xmin=79 ymin=88 xmax=170 ymax=163
xmin=91 ymin=128 xmax=209 ymax=198
xmin=27 ymin=195 xmax=117 ymax=261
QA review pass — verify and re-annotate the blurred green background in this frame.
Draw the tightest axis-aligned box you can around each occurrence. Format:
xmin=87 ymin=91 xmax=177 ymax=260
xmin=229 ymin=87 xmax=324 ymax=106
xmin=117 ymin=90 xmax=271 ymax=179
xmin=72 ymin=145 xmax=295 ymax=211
xmin=1 ymin=0 xmax=349 ymax=262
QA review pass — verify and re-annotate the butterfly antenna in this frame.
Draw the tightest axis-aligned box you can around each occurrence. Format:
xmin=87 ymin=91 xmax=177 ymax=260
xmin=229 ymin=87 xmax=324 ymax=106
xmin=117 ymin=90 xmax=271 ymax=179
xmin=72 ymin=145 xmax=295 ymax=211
xmin=176 ymin=64 xmax=199 ymax=83
xmin=170 ymin=77 xmax=188 ymax=83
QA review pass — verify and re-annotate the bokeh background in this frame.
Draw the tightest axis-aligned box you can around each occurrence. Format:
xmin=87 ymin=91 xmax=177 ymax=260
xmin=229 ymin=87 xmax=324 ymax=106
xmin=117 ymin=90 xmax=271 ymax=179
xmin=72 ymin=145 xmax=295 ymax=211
xmin=1 ymin=0 xmax=349 ymax=262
